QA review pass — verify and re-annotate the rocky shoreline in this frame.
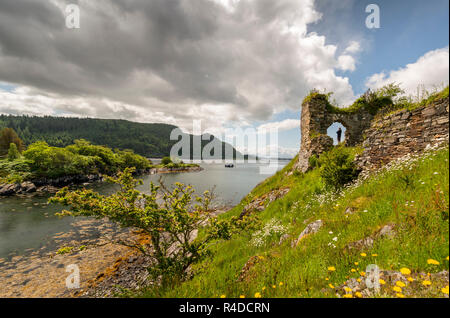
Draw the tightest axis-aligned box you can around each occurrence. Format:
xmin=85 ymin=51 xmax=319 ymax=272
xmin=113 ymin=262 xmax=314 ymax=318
xmin=0 ymin=218 xmax=142 ymax=298
xmin=0 ymin=174 xmax=103 ymax=196
xmin=0 ymin=207 xmax=228 ymax=298
xmin=0 ymin=166 xmax=203 ymax=197
xmin=149 ymin=165 xmax=203 ymax=175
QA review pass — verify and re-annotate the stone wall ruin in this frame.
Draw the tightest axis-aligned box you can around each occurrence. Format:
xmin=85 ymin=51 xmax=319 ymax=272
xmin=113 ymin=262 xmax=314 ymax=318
xmin=296 ymin=95 xmax=374 ymax=172
xmin=295 ymin=93 xmax=449 ymax=173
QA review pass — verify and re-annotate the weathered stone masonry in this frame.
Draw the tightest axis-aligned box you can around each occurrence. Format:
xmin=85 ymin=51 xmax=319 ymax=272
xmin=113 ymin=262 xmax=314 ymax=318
xmin=355 ymin=97 xmax=449 ymax=171
xmin=296 ymin=95 xmax=374 ymax=172
xmin=296 ymin=95 xmax=449 ymax=173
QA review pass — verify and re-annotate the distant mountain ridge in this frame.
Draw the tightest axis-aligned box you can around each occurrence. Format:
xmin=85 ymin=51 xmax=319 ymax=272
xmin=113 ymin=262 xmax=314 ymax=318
xmin=0 ymin=115 xmax=242 ymax=159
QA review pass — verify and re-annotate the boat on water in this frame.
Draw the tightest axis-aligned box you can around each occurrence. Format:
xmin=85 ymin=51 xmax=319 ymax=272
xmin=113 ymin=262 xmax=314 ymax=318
xmin=225 ymin=164 xmax=235 ymax=168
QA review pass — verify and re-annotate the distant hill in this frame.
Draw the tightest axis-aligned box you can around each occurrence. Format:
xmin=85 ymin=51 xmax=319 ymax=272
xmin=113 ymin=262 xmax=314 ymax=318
xmin=0 ymin=115 xmax=242 ymax=159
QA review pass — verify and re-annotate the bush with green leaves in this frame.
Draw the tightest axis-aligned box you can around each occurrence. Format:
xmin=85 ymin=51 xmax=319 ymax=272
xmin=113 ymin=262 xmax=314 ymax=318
xmin=0 ymin=157 xmax=32 ymax=183
xmin=49 ymin=168 xmax=252 ymax=284
xmin=115 ymin=149 xmax=152 ymax=171
xmin=317 ymin=146 xmax=361 ymax=189
xmin=23 ymin=141 xmax=86 ymax=178
xmin=304 ymin=83 xmax=404 ymax=116
xmin=161 ymin=156 xmax=172 ymax=165
xmin=0 ymin=128 xmax=24 ymax=156
xmin=18 ymin=140 xmax=151 ymax=179
xmin=7 ymin=143 xmax=20 ymax=161
xmin=66 ymin=139 xmax=120 ymax=174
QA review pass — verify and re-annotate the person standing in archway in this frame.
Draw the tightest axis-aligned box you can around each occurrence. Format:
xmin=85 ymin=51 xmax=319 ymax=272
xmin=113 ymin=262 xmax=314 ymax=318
xmin=337 ymin=127 xmax=342 ymax=144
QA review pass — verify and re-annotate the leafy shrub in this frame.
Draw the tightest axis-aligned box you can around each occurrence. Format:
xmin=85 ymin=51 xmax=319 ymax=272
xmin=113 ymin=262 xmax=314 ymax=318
xmin=19 ymin=140 xmax=150 ymax=179
xmin=115 ymin=149 xmax=151 ymax=170
xmin=0 ymin=128 xmax=24 ymax=156
xmin=161 ymin=156 xmax=172 ymax=165
xmin=66 ymin=139 xmax=118 ymax=174
xmin=56 ymin=246 xmax=75 ymax=255
xmin=7 ymin=143 xmax=20 ymax=161
xmin=304 ymin=83 xmax=404 ymax=116
xmin=23 ymin=142 xmax=76 ymax=178
xmin=317 ymin=146 xmax=361 ymax=189
xmin=50 ymin=168 xmax=250 ymax=284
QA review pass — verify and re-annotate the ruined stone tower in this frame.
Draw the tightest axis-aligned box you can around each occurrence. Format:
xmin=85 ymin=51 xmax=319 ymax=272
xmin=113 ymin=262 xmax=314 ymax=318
xmin=296 ymin=94 xmax=374 ymax=172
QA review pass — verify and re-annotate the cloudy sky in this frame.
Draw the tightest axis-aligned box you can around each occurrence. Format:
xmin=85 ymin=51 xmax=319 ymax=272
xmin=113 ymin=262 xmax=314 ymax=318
xmin=0 ymin=0 xmax=448 ymax=158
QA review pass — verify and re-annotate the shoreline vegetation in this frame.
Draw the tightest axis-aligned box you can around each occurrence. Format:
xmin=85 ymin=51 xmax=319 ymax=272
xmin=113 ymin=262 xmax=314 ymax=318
xmin=0 ymin=137 xmax=202 ymax=197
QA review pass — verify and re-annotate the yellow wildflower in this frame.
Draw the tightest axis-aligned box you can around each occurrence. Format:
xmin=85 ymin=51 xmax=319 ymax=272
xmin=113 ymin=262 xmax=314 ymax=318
xmin=360 ymin=253 xmax=367 ymax=257
xmin=254 ymin=292 xmax=262 ymax=298
xmin=329 ymin=283 xmax=335 ymax=289
xmin=422 ymin=280 xmax=432 ymax=286
xmin=446 ymin=256 xmax=449 ymax=261
xmin=220 ymin=295 xmax=226 ymax=298
xmin=344 ymin=287 xmax=352 ymax=293
xmin=272 ymin=285 xmax=276 ymax=289
xmin=396 ymin=293 xmax=405 ymax=298
xmin=328 ymin=266 xmax=336 ymax=272
xmin=355 ymin=292 xmax=363 ymax=298
xmin=342 ymin=294 xmax=353 ymax=298
xmin=354 ymin=262 xmax=359 ymax=266
xmin=396 ymin=281 xmax=406 ymax=288
xmin=400 ymin=268 xmax=411 ymax=275
xmin=379 ymin=279 xmax=386 ymax=285
xmin=240 ymin=295 xmax=245 ymax=298
xmin=393 ymin=286 xmax=402 ymax=293
xmin=351 ymin=269 xmax=356 ymax=273
xmin=357 ymin=278 xmax=361 ymax=283
xmin=372 ymin=254 xmax=378 ymax=257
xmin=325 ymin=278 xmax=329 ymax=281
xmin=360 ymin=272 xmax=366 ymax=277
xmin=427 ymin=259 xmax=440 ymax=265
xmin=279 ymin=282 xmax=284 ymax=286
xmin=262 ymin=286 xmax=266 ymax=291
xmin=441 ymin=286 xmax=449 ymax=295
xmin=407 ymin=277 xmax=415 ymax=282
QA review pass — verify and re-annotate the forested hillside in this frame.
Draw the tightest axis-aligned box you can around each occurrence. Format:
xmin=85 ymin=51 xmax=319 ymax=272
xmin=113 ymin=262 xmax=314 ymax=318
xmin=0 ymin=115 xmax=240 ymax=158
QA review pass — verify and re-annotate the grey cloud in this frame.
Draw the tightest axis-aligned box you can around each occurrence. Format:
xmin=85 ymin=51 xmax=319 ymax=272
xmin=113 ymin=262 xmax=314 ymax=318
xmin=0 ymin=0 xmax=356 ymax=128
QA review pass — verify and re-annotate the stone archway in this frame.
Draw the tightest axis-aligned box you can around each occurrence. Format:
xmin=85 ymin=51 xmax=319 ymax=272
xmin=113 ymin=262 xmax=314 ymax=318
xmin=296 ymin=94 xmax=374 ymax=172
xmin=327 ymin=122 xmax=347 ymax=145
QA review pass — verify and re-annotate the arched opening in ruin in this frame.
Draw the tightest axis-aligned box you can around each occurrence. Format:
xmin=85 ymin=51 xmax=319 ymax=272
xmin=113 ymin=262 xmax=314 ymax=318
xmin=327 ymin=122 xmax=347 ymax=145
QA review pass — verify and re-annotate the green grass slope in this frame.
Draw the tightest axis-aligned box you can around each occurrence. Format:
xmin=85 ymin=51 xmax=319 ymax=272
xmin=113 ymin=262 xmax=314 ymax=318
xmin=138 ymin=144 xmax=449 ymax=298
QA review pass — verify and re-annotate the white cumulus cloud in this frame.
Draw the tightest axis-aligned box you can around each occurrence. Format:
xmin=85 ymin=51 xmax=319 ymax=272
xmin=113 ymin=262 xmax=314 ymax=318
xmin=366 ymin=47 xmax=449 ymax=96
xmin=257 ymin=119 xmax=299 ymax=133
xmin=344 ymin=41 xmax=361 ymax=54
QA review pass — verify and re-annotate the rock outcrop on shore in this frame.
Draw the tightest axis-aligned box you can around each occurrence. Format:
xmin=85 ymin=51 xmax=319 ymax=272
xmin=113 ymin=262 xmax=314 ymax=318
xmin=149 ymin=165 xmax=203 ymax=174
xmin=0 ymin=174 xmax=102 ymax=197
xmin=0 ymin=166 xmax=203 ymax=197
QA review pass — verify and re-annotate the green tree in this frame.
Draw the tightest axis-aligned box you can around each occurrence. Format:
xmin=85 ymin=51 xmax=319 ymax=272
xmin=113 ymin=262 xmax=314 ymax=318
xmin=318 ymin=146 xmax=361 ymax=189
xmin=7 ymin=143 xmax=20 ymax=161
xmin=161 ymin=156 xmax=172 ymax=165
xmin=0 ymin=128 xmax=24 ymax=156
xmin=49 ymin=168 xmax=253 ymax=284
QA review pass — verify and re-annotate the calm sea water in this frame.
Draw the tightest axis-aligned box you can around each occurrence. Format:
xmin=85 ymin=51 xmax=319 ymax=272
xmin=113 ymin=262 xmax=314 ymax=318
xmin=0 ymin=160 xmax=287 ymax=259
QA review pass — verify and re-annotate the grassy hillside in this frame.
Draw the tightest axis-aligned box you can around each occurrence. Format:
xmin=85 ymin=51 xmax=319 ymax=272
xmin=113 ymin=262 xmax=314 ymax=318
xmin=137 ymin=144 xmax=449 ymax=298
xmin=0 ymin=115 xmax=241 ymax=159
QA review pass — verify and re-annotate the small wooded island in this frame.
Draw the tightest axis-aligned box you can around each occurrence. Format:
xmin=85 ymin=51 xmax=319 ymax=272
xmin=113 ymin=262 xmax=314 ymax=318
xmin=0 ymin=129 xmax=201 ymax=196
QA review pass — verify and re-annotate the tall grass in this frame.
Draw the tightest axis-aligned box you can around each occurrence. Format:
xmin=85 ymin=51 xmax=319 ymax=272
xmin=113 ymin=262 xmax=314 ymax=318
xmin=136 ymin=145 xmax=449 ymax=298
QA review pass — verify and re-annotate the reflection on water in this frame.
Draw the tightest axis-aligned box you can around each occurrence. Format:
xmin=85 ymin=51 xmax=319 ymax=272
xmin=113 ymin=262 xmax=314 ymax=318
xmin=0 ymin=160 xmax=287 ymax=259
